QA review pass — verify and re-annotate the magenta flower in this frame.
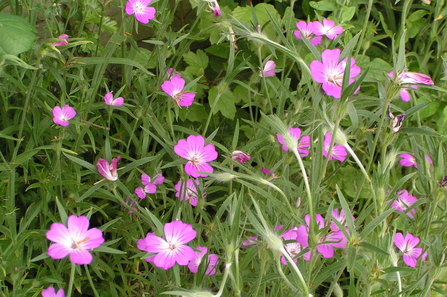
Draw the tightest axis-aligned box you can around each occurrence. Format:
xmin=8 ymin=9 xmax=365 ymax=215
xmin=96 ymin=156 xmax=121 ymax=181
xmin=125 ymin=0 xmax=156 ymax=24
xmin=260 ymin=60 xmax=276 ymax=77
xmin=135 ymin=173 xmax=164 ymax=199
xmin=187 ymin=246 xmax=219 ymax=276
xmin=161 ymin=76 xmax=195 ymax=107
xmin=330 ymin=209 xmax=355 ymax=232
xmin=52 ymin=105 xmax=76 ymax=126
xmin=174 ymin=135 xmax=218 ymax=177
xmin=280 ymin=227 xmax=306 ymax=265
xmin=41 ymin=287 xmax=65 ymax=297
xmin=388 ymin=70 xmax=434 ymax=101
xmin=389 ymin=190 xmax=418 ymax=218
xmin=50 ymin=34 xmax=69 ymax=47
xmin=312 ymin=19 xmax=344 ymax=39
xmin=276 ymin=127 xmax=311 ymax=156
xmin=205 ymin=0 xmax=221 ymax=17
xmin=261 ymin=168 xmax=274 ymax=175
xmin=322 ymin=133 xmax=347 ymax=162
xmin=398 ymin=153 xmax=432 ymax=169
xmin=394 ymin=232 xmax=423 ymax=267
xmin=231 ymin=150 xmax=251 ymax=164
xmin=174 ymin=179 xmax=202 ymax=206
xmin=294 ymin=21 xmax=322 ymax=46
xmin=241 ymin=236 xmax=258 ymax=248
xmin=104 ymin=92 xmax=124 ymax=106
xmin=137 ymin=221 xmax=197 ymax=270
xmin=46 ymin=215 xmax=104 ymax=265
xmin=310 ymin=48 xmax=361 ymax=99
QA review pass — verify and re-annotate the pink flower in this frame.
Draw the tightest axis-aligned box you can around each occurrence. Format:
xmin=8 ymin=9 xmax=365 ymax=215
xmin=280 ymin=227 xmax=306 ymax=265
xmin=104 ymin=92 xmax=124 ymax=106
xmin=174 ymin=135 xmax=218 ymax=177
xmin=231 ymin=150 xmax=251 ymax=164
xmin=294 ymin=21 xmax=322 ymax=46
xmin=41 ymin=287 xmax=65 ymax=297
xmin=50 ymin=34 xmax=69 ymax=47
xmin=330 ymin=209 xmax=355 ymax=232
xmin=125 ymin=0 xmax=156 ymax=24
xmin=388 ymin=190 xmax=418 ymax=218
xmin=134 ymin=173 xmax=164 ymax=199
xmin=205 ymin=0 xmax=221 ymax=17
xmin=297 ymin=214 xmax=347 ymax=259
xmin=260 ymin=60 xmax=276 ymax=77
xmin=187 ymin=246 xmax=219 ymax=276
xmin=388 ymin=70 xmax=434 ymax=101
xmin=399 ymin=153 xmax=417 ymax=168
xmin=261 ymin=168 xmax=274 ymax=175
xmin=241 ymin=236 xmax=258 ymax=248
xmin=394 ymin=232 xmax=423 ymax=267
xmin=312 ymin=19 xmax=344 ymax=40
xmin=276 ymin=127 xmax=311 ymax=156
xmin=310 ymin=48 xmax=361 ymax=99
xmin=174 ymin=179 xmax=201 ymax=206
xmin=52 ymin=105 xmax=76 ymax=126
xmin=96 ymin=156 xmax=121 ymax=181
xmin=322 ymin=133 xmax=347 ymax=162
xmin=137 ymin=221 xmax=197 ymax=270
xmin=46 ymin=215 xmax=104 ymax=265
xmin=161 ymin=76 xmax=195 ymax=107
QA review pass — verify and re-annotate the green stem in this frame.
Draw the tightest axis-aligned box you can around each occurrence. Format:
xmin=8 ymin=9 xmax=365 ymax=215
xmin=66 ymin=262 xmax=76 ymax=297
xmin=214 ymin=263 xmax=232 ymax=297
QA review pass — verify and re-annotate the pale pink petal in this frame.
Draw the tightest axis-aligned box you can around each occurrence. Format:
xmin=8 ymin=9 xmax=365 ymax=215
xmin=69 ymin=249 xmax=93 ymax=265
xmin=47 ymin=243 xmax=70 ymax=259
xmin=135 ymin=187 xmax=146 ymax=199
xmin=144 ymin=183 xmax=156 ymax=194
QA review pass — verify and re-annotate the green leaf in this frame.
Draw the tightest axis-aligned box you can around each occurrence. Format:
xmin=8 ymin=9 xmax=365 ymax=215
xmin=209 ymin=86 xmax=237 ymax=119
xmin=183 ymin=49 xmax=208 ymax=77
xmin=0 ymin=13 xmax=37 ymax=55
xmin=309 ymin=1 xmax=338 ymax=11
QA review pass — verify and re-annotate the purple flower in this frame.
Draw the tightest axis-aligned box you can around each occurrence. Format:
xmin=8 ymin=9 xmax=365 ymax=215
xmin=312 ymin=19 xmax=343 ymax=40
xmin=205 ymin=0 xmax=221 ymax=17
xmin=231 ymin=150 xmax=251 ymax=164
xmin=174 ymin=179 xmax=202 ymax=206
xmin=174 ymin=135 xmax=218 ymax=177
xmin=46 ymin=216 xmax=104 ymax=265
xmin=394 ymin=232 xmax=422 ymax=267
xmin=241 ymin=236 xmax=258 ymax=248
xmin=260 ymin=60 xmax=276 ymax=77
xmin=280 ymin=227 xmax=307 ymax=265
xmin=96 ymin=156 xmax=121 ymax=181
xmin=134 ymin=173 xmax=164 ymax=199
xmin=52 ymin=105 xmax=76 ymax=126
xmin=41 ymin=287 xmax=65 ymax=297
xmin=294 ymin=21 xmax=322 ymax=46
xmin=276 ymin=127 xmax=311 ymax=156
xmin=50 ymin=34 xmax=69 ymax=47
xmin=389 ymin=190 xmax=418 ymax=218
xmin=187 ymin=246 xmax=219 ymax=276
xmin=310 ymin=48 xmax=361 ymax=99
xmin=322 ymin=133 xmax=347 ymax=162
xmin=104 ymin=92 xmax=124 ymax=106
xmin=137 ymin=221 xmax=197 ymax=270
xmin=161 ymin=76 xmax=195 ymax=107
xmin=388 ymin=70 xmax=434 ymax=101
xmin=125 ymin=0 xmax=156 ymax=24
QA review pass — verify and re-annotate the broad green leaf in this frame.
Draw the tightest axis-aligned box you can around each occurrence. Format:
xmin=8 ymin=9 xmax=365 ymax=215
xmin=0 ymin=13 xmax=37 ymax=55
xmin=183 ymin=49 xmax=209 ymax=77
xmin=209 ymin=86 xmax=237 ymax=119
xmin=309 ymin=1 xmax=338 ymax=11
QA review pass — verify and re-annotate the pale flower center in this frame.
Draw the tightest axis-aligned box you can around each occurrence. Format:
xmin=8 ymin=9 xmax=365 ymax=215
xmin=70 ymin=237 xmax=90 ymax=250
xmin=133 ymin=1 xmax=146 ymax=14
xmin=188 ymin=152 xmax=203 ymax=169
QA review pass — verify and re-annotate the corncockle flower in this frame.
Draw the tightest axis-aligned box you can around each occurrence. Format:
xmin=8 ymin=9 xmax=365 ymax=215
xmin=330 ymin=209 xmax=355 ymax=231
xmin=187 ymin=246 xmax=219 ymax=276
xmin=231 ymin=150 xmax=251 ymax=164
xmin=312 ymin=19 xmax=344 ymax=39
xmin=135 ymin=173 xmax=164 ymax=199
xmin=104 ymin=92 xmax=124 ymax=106
xmin=137 ymin=220 xmax=197 ymax=270
xmin=389 ymin=189 xmax=418 ymax=218
xmin=322 ymin=133 xmax=347 ymax=162
xmin=125 ymin=0 xmax=156 ymax=24
xmin=388 ymin=105 xmax=405 ymax=132
xmin=96 ymin=156 xmax=121 ymax=181
xmin=174 ymin=179 xmax=202 ymax=206
xmin=276 ymin=127 xmax=311 ymax=156
xmin=297 ymin=214 xmax=347 ymax=259
xmin=204 ymin=0 xmax=221 ymax=17
xmin=46 ymin=215 xmax=105 ymax=265
xmin=41 ymin=287 xmax=65 ymax=297
xmin=394 ymin=232 xmax=422 ymax=267
xmin=294 ymin=21 xmax=322 ymax=46
xmin=388 ymin=70 xmax=434 ymax=102
xmin=241 ymin=237 xmax=257 ymax=248
xmin=281 ymin=227 xmax=306 ymax=265
xmin=260 ymin=60 xmax=276 ymax=77
xmin=50 ymin=34 xmax=69 ymax=47
xmin=174 ymin=135 xmax=218 ymax=177
xmin=52 ymin=105 xmax=76 ymax=126
xmin=310 ymin=48 xmax=361 ymax=99
xmin=398 ymin=153 xmax=432 ymax=169
xmin=161 ymin=76 xmax=196 ymax=107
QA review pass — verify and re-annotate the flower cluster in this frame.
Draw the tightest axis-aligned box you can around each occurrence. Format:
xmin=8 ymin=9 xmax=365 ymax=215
xmin=294 ymin=19 xmax=344 ymax=46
